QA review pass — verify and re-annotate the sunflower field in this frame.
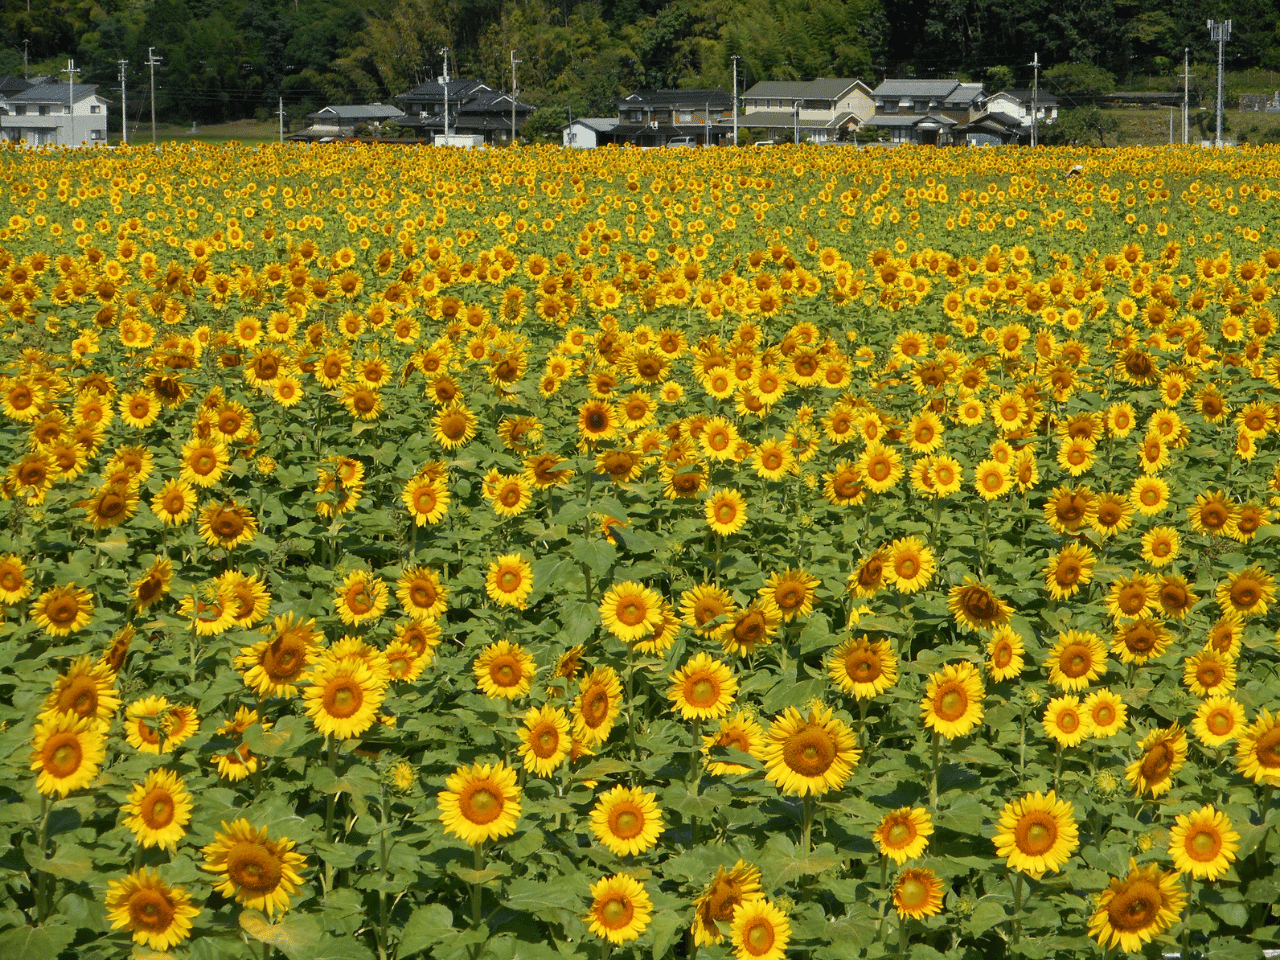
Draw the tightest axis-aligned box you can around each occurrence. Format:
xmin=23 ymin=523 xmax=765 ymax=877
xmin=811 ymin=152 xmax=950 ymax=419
xmin=1 ymin=139 xmax=1280 ymax=960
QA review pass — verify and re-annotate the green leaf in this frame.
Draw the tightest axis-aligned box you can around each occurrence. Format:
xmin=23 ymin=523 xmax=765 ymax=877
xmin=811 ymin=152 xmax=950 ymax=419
xmin=0 ymin=923 xmax=76 ymax=960
xmin=239 ymin=910 xmax=323 ymax=956
xmin=649 ymin=909 xmax=682 ymax=959
xmin=397 ymin=903 xmax=456 ymax=957
xmin=1210 ymin=902 xmax=1250 ymax=928
xmin=23 ymin=842 xmax=93 ymax=881
xmin=571 ymin=539 xmax=616 ymax=576
xmin=962 ymin=899 xmax=1009 ymax=936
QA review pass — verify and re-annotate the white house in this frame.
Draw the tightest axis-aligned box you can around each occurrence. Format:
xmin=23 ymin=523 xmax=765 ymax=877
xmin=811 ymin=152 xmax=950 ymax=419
xmin=0 ymin=80 xmax=111 ymax=147
xmin=563 ymin=117 xmax=620 ymax=148
xmin=734 ymin=78 xmax=875 ymax=143
xmin=983 ymin=89 xmax=1059 ymax=126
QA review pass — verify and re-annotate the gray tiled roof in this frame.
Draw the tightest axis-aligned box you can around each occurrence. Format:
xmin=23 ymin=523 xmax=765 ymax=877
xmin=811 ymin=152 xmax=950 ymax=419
xmin=742 ymin=78 xmax=866 ymax=101
xmin=995 ymin=89 xmax=1060 ymax=104
xmin=873 ymin=79 xmax=963 ymax=99
xmin=865 ymin=113 xmax=957 ymax=127
xmin=566 ymin=118 xmax=620 ymax=132
xmin=7 ymin=82 xmax=104 ymax=105
xmin=310 ymin=104 xmax=405 ymax=120
xmin=619 ymin=89 xmax=733 ymax=108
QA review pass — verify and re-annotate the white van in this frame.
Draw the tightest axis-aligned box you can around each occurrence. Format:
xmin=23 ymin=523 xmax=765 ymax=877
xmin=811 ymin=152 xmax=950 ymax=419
xmin=666 ymin=136 xmax=696 ymax=147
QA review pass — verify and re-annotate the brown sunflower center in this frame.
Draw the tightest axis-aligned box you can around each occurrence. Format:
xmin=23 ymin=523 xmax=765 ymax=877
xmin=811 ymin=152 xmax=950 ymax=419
xmin=845 ymin=647 xmax=882 ymax=682
xmin=600 ymin=895 xmax=634 ymax=928
xmin=43 ymin=733 xmax=83 ymax=776
xmin=1187 ymin=827 xmax=1222 ymax=861
xmin=532 ymin=726 xmax=560 ymax=758
xmin=461 ymin=784 xmax=503 ymax=824
xmin=783 ymin=724 xmax=836 ymax=776
xmin=129 ymin=889 xmax=176 ymax=931
xmin=582 ymin=687 xmax=610 ymax=726
xmin=141 ymin=788 xmax=175 ymax=828
xmin=45 ymin=594 xmax=82 ymax=626
xmin=57 ymin=676 xmax=99 ymax=717
xmin=489 ymin=655 xmax=521 ymax=688
xmin=1107 ymin=880 xmax=1160 ymax=932
xmin=1254 ymin=727 xmax=1280 ymax=768
xmin=226 ymin=842 xmax=284 ymax=894
xmin=744 ymin=917 xmax=776 ymax=954
xmin=608 ymin=804 xmax=643 ymax=839
xmin=323 ymin=678 xmax=363 ymax=718
xmin=264 ymin=637 xmax=306 ymax=682
xmin=1060 ymin=644 xmax=1094 ymax=678
xmin=886 ymin=819 xmax=915 ymax=846
xmin=1140 ymin=741 xmax=1175 ymax=783
xmin=1016 ymin=813 xmax=1057 ymax=855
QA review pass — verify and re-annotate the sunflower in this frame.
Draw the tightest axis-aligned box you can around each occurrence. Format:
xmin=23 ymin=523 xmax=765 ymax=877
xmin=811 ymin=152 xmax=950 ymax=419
xmin=105 ymin=869 xmax=200 ymax=951
xmin=1235 ymin=709 xmax=1280 ymax=785
xmin=705 ymin=486 xmax=749 ymax=536
xmin=703 ymin=712 xmax=766 ymax=775
xmin=575 ymin=666 xmax=623 ymax=746
xmin=29 ymin=711 xmax=107 ymax=797
xmin=1043 ymin=485 xmax=1097 ymax=534
xmin=1126 ymin=724 xmax=1187 ymax=797
xmin=1193 ymin=695 xmax=1246 ymax=747
xmin=1205 ymin=613 xmax=1242 ymax=656
xmin=131 ymin=556 xmax=174 ymax=612
xmin=692 ymin=860 xmax=764 ymax=946
xmin=1083 ymin=689 xmax=1127 ymax=738
xmin=873 ymin=807 xmax=933 ymax=864
xmin=438 ymin=762 xmax=522 ymax=846
xmin=585 ymin=873 xmax=652 ymax=944
xmin=762 ymin=704 xmax=860 ymax=797
xmin=474 ymin=639 xmax=536 ymax=700
xmin=31 ymin=583 xmax=94 ymax=637
xmin=1111 ymin=617 xmax=1172 ymax=665
xmin=402 ymin=475 xmax=450 ymax=525
xmin=434 ymin=401 xmax=478 ymax=449
xmin=1216 ymin=565 xmax=1275 ymax=618
xmin=599 ymin=581 xmax=664 ymax=643
xmin=518 ymin=705 xmax=571 ymax=777
xmin=197 ymin=499 xmax=259 ymax=550
xmin=202 ymin=819 xmax=307 ymax=917
xmin=577 ymin=399 xmax=619 ymax=445
xmin=394 ymin=565 xmax=448 ymax=622
xmin=236 ymin=612 xmax=320 ymax=698
xmin=333 ymin=570 xmax=389 ymax=625
xmin=721 ymin=600 xmax=782 ymax=657
xmin=761 ymin=567 xmax=819 ymax=621
xmin=884 ymin=536 xmax=936 ymax=593
xmin=1168 ymin=805 xmax=1239 ymax=881
xmin=858 ymin=441 xmax=904 ymax=493
xmin=486 ymin=553 xmax=534 ymax=609
xmin=1183 ymin=648 xmax=1237 ymax=697
xmin=973 ymin=458 xmax=1011 ymax=500
xmin=920 ymin=662 xmax=985 ymax=739
xmin=668 ymin=653 xmax=738 ymax=720
xmin=590 ymin=785 xmax=665 ymax=857
xmin=993 ymin=790 xmax=1079 ymax=879
xmin=1140 ymin=526 xmax=1180 ymax=567
xmin=677 ymin=583 xmax=735 ymax=640
xmin=986 ymin=626 xmax=1025 ymax=681
xmin=732 ymin=897 xmax=792 ymax=960
xmin=1042 ymin=695 xmax=1091 ymax=746
xmin=151 ymin=479 xmax=198 ymax=526
xmin=828 ymin=635 xmax=898 ymax=699
xmin=119 ymin=390 xmax=161 ymax=429
xmin=1129 ymin=476 xmax=1170 ymax=516
xmin=848 ymin=549 xmax=889 ymax=600
xmin=301 ymin=657 xmax=386 ymax=740
xmin=1045 ymin=630 xmax=1108 ymax=691
xmin=1088 ymin=859 xmax=1185 ymax=954
xmin=121 ymin=769 xmax=193 ymax=850
xmin=179 ymin=437 xmax=230 ymax=488
xmin=0 ymin=553 xmax=31 ymax=604
xmin=80 ymin=481 xmax=140 ymax=530
xmin=1189 ymin=490 xmax=1236 ymax=536
xmin=947 ymin=579 xmax=1011 ymax=633
xmin=43 ymin=655 xmax=120 ymax=727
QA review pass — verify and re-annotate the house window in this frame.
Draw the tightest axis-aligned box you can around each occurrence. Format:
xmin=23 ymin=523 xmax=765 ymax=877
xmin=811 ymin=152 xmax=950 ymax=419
xmin=677 ymin=110 xmax=692 ymax=123
xmin=914 ymin=100 xmax=927 ymax=113
xmin=38 ymin=105 xmax=49 ymax=116
xmin=90 ymin=105 xmax=101 ymax=114
xmin=881 ymin=101 xmax=897 ymax=114
xmin=13 ymin=105 xmax=23 ymax=115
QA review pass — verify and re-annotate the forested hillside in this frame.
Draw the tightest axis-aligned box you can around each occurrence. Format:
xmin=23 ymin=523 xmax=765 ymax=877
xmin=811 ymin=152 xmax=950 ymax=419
xmin=0 ymin=0 xmax=1275 ymax=126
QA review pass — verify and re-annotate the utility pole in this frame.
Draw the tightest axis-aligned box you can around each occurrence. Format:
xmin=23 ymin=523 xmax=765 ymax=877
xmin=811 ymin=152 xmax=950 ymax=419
xmin=147 ymin=47 xmax=162 ymax=148
xmin=1209 ymin=19 xmax=1231 ymax=147
xmin=62 ymin=58 xmax=78 ymax=148
xmin=439 ymin=47 xmax=451 ymax=142
xmin=117 ymin=59 xmax=128 ymax=145
xmin=793 ymin=99 xmax=799 ymax=144
xmin=278 ymin=96 xmax=284 ymax=144
xmin=1182 ymin=48 xmax=1191 ymax=144
xmin=510 ymin=50 xmax=521 ymax=145
xmin=731 ymin=54 xmax=741 ymax=146
xmin=23 ymin=40 xmax=28 ymax=79
xmin=1029 ymin=52 xmax=1040 ymax=147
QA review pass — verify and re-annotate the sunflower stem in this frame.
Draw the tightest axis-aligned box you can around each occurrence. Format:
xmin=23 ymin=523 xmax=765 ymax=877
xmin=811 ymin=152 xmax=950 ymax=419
xmin=1053 ymin=742 xmax=1063 ymax=790
xmin=1181 ymin=873 xmax=1195 ymax=960
xmin=877 ymin=854 xmax=889 ymax=940
xmin=323 ymin=736 xmax=338 ymax=892
xmin=801 ymin=795 xmax=814 ymax=855
xmin=897 ymin=915 xmax=908 ymax=959
xmin=1010 ymin=870 xmax=1023 ymax=946
xmin=1256 ymin=783 xmax=1275 ymax=874
xmin=929 ymin=730 xmax=940 ymax=809
xmin=471 ymin=842 xmax=484 ymax=927
xmin=857 ymin=698 xmax=870 ymax=750
xmin=34 ymin=795 xmax=50 ymax=923
xmin=689 ymin=719 xmax=701 ymax=793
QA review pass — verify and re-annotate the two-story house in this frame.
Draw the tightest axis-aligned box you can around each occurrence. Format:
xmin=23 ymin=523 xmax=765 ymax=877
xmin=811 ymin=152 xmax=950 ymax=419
xmin=951 ymin=89 xmax=1061 ymax=146
xmin=734 ymin=78 xmax=875 ymax=143
xmin=867 ymin=79 xmax=985 ymax=145
xmin=611 ymin=89 xmax=734 ymax=147
xmin=395 ymin=78 xmax=533 ymax=145
xmin=0 ymin=78 xmax=111 ymax=147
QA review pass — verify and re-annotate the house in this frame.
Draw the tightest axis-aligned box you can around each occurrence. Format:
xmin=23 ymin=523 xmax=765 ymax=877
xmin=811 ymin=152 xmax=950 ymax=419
xmin=0 ymin=78 xmax=111 ymax=147
xmin=395 ymin=79 xmax=533 ymax=145
xmin=733 ymin=78 xmax=875 ymax=143
xmin=295 ymin=103 xmax=405 ymax=140
xmin=984 ymin=89 xmax=1059 ymax=126
xmin=867 ymin=79 xmax=985 ymax=145
xmin=950 ymin=89 xmax=1059 ymax=146
xmin=611 ymin=89 xmax=734 ymax=147
xmin=563 ymin=117 xmax=620 ymax=148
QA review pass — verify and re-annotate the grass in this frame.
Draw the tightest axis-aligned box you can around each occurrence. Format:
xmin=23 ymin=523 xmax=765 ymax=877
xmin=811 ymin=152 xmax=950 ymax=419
xmin=114 ymin=117 xmax=285 ymax=146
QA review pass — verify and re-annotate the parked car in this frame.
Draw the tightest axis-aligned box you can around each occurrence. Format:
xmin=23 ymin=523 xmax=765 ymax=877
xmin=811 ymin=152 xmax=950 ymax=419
xmin=666 ymin=136 xmax=696 ymax=147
